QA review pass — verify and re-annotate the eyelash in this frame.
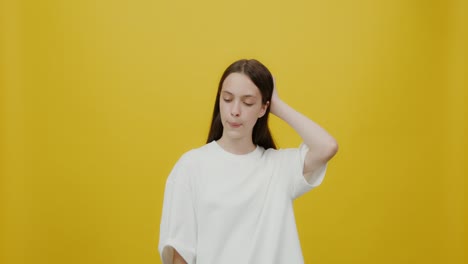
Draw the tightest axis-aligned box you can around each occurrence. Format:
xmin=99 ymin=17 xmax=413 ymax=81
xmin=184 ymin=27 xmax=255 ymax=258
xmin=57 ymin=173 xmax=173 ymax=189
xmin=223 ymin=98 xmax=254 ymax=106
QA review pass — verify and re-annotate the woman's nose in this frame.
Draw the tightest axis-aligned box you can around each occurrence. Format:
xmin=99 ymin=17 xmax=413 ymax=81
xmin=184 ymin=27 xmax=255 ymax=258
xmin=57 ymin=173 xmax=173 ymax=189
xmin=231 ymin=101 xmax=241 ymax=117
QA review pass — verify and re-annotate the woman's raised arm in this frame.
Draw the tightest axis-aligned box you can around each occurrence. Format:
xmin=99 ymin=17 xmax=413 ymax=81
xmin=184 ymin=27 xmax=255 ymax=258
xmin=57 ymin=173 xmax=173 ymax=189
xmin=269 ymin=78 xmax=338 ymax=181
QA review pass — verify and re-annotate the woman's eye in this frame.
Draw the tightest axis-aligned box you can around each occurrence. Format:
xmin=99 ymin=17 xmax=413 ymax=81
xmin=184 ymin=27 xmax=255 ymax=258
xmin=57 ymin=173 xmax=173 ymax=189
xmin=223 ymin=98 xmax=232 ymax=102
xmin=244 ymin=102 xmax=254 ymax=106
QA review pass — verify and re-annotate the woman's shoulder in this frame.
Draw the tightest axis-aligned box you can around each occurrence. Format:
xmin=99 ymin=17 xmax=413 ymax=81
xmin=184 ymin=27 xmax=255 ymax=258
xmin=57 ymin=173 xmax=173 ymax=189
xmin=177 ymin=141 xmax=217 ymax=164
xmin=262 ymin=143 xmax=308 ymax=160
xmin=168 ymin=143 xmax=214 ymax=182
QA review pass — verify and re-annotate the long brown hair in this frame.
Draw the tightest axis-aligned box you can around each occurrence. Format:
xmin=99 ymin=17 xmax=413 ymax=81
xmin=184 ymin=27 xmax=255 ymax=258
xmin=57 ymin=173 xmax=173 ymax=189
xmin=206 ymin=59 xmax=277 ymax=149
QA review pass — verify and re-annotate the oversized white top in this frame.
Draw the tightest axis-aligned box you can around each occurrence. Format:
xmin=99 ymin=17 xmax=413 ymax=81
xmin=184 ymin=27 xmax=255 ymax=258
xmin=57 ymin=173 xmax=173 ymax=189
xmin=159 ymin=141 xmax=327 ymax=264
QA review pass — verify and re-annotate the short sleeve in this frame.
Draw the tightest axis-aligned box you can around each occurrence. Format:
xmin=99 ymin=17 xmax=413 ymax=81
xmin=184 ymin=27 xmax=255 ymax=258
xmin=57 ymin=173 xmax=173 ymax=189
xmin=291 ymin=143 xmax=327 ymax=199
xmin=159 ymin=157 xmax=197 ymax=264
xmin=275 ymin=143 xmax=327 ymax=199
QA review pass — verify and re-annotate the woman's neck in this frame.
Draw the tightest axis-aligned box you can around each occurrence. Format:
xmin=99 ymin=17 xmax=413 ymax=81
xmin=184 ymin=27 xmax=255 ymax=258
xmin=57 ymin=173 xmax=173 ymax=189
xmin=216 ymin=137 xmax=256 ymax=155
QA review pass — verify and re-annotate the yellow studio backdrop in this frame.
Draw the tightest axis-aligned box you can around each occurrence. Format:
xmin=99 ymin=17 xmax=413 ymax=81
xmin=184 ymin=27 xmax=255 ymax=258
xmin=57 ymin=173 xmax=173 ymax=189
xmin=1 ymin=0 xmax=465 ymax=263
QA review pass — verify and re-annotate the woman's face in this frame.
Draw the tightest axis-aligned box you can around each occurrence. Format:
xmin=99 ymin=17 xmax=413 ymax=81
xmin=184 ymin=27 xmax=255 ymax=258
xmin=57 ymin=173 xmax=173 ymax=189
xmin=219 ymin=73 xmax=268 ymax=142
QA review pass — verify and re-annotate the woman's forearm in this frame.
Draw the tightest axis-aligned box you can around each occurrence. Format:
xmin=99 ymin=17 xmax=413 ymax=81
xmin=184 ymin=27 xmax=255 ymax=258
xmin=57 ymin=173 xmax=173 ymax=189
xmin=271 ymin=98 xmax=338 ymax=162
xmin=173 ymin=249 xmax=187 ymax=264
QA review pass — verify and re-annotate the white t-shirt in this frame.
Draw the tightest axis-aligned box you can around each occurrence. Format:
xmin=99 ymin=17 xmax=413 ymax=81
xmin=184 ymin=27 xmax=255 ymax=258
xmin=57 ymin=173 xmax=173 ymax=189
xmin=159 ymin=141 xmax=327 ymax=264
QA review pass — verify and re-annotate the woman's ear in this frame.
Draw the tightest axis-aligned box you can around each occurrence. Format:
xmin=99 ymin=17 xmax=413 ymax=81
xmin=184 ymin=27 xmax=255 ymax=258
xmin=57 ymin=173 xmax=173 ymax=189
xmin=259 ymin=101 xmax=270 ymax=118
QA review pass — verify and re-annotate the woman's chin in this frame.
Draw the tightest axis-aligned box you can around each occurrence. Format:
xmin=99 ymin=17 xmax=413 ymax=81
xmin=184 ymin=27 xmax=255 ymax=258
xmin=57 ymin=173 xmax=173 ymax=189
xmin=222 ymin=130 xmax=246 ymax=141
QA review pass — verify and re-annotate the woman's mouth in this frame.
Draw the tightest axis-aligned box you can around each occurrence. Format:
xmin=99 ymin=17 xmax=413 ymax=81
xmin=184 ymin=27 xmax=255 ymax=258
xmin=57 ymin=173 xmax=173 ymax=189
xmin=228 ymin=122 xmax=242 ymax=128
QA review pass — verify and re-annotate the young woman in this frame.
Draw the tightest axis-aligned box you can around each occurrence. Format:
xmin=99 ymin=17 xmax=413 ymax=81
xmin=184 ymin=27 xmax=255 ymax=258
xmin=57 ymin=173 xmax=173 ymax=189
xmin=159 ymin=59 xmax=338 ymax=264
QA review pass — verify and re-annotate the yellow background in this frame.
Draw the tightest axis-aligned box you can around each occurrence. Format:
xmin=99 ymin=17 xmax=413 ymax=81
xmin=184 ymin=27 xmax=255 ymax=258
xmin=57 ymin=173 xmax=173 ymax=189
xmin=1 ymin=0 xmax=465 ymax=263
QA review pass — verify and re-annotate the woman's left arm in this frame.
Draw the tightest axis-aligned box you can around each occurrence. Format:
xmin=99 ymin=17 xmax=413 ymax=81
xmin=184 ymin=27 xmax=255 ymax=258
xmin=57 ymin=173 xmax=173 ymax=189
xmin=270 ymin=80 xmax=338 ymax=181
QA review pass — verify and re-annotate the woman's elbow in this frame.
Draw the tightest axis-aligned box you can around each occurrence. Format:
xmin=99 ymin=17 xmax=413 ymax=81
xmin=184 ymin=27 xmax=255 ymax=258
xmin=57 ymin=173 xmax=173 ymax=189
xmin=324 ymin=138 xmax=338 ymax=161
